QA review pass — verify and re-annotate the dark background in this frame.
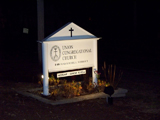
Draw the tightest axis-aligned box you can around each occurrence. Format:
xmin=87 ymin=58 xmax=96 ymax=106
xmin=0 ymin=1 xmax=160 ymax=82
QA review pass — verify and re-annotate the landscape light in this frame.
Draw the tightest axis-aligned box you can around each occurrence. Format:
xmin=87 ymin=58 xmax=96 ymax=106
xmin=41 ymin=75 xmax=49 ymax=79
xmin=41 ymin=75 xmax=44 ymax=79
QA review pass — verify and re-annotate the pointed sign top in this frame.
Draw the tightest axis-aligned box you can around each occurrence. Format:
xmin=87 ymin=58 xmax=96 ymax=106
xmin=39 ymin=22 xmax=99 ymax=42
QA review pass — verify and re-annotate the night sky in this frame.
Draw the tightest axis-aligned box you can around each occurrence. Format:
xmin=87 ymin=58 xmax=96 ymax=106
xmin=0 ymin=1 xmax=160 ymax=72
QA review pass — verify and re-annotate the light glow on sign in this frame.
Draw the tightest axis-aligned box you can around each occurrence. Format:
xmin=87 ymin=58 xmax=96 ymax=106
xmin=48 ymin=39 xmax=94 ymax=72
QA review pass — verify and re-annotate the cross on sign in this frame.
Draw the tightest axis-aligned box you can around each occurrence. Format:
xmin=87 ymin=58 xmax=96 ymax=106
xmin=69 ymin=27 xmax=74 ymax=37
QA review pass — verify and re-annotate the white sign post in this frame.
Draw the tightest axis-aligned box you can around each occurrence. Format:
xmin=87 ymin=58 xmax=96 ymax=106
xmin=38 ymin=22 xmax=100 ymax=96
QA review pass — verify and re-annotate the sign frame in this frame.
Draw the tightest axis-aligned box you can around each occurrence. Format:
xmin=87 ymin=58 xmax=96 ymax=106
xmin=40 ymin=22 xmax=100 ymax=96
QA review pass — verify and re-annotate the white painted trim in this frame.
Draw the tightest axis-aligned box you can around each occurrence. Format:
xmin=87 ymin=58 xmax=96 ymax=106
xmin=48 ymin=64 xmax=94 ymax=73
xmin=38 ymin=37 xmax=101 ymax=43
xmin=42 ymin=42 xmax=49 ymax=96
xmin=92 ymin=40 xmax=98 ymax=85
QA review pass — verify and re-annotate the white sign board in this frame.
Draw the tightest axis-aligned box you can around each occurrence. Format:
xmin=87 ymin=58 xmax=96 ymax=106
xmin=57 ymin=70 xmax=86 ymax=78
xmin=39 ymin=22 xmax=100 ymax=96
xmin=47 ymin=39 xmax=94 ymax=72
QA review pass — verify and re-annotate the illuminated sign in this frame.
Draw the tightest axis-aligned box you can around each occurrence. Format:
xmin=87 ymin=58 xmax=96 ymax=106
xmin=48 ymin=39 xmax=94 ymax=72
xmin=39 ymin=22 xmax=100 ymax=95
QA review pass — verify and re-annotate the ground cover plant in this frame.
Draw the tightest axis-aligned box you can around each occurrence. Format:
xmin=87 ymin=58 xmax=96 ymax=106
xmin=37 ymin=62 xmax=123 ymax=100
xmin=38 ymin=76 xmax=107 ymax=100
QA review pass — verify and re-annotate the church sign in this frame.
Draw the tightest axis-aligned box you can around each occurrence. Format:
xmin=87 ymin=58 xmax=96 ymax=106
xmin=48 ymin=39 xmax=94 ymax=72
xmin=38 ymin=22 xmax=100 ymax=96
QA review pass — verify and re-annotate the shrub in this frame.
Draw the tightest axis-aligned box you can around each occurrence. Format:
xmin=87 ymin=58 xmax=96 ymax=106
xmin=102 ymin=61 xmax=123 ymax=89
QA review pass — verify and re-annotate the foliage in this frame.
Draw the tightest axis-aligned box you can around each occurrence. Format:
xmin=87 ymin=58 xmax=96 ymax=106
xmin=38 ymin=74 xmax=61 ymax=86
xmin=85 ymin=79 xmax=96 ymax=93
xmin=102 ymin=61 xmax=123 ymax=89
xmin=38 ymin=74 xmax=108 ymax=99
xmin=94 ymin=70 xmax=101 ymax=79
xmin=50 ymin=80 xmax=83 ymax=99
xmin=37 ymin=66 xmax=123 ymax=99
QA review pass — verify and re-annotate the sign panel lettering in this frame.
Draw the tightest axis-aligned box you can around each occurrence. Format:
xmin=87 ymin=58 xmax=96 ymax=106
xmin=57 ymin=70 xmax=86 ymax=78
xmin=48 ymin=39 xmax=94 ymax=72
